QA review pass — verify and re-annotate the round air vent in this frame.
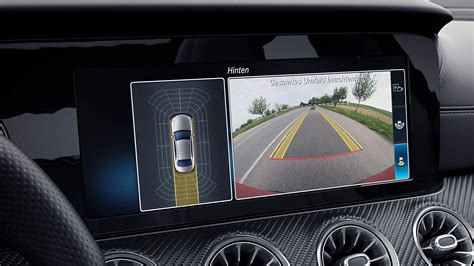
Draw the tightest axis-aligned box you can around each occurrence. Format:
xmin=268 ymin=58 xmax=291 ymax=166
xmin=205 ymin=236 xmax=289 ymax=266
xmin=317 ymin=221 xmax=399 ymax=266
xmin=413 ymin=207 xmax=473 ymax=265
xmin=104 ymin=251 xmax=156 ymax=266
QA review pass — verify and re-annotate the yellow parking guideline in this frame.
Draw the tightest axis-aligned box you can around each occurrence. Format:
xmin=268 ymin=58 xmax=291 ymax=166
xmin=270 ymin=111 xmax=309 ymax=159
xmin=170 ymin=124 xmax=199 ymax=206
xmin=172 ymin=168 xmax=199 ymax=206
xmin=320 ymin=111 xmax=363 ymax=152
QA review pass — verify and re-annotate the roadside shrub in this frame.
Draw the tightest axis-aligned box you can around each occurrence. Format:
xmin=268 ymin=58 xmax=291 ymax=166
xmin=239 ymin=119 xmax=253 ymax=129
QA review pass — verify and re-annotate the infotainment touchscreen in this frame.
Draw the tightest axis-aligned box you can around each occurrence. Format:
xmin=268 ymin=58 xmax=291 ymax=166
xmin=75 ymin=58 xmax=411 ymax=219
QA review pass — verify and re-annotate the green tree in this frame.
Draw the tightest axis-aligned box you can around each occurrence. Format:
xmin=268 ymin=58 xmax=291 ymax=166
xmin=274 ymin=103 xmax=283 ymax=112
xmin=240 ymin=119 xmax=253 ymax=129
xmin=274 ymin=103 xmax=289 ymax=112
xmin=331 ymin=86 xmax=348 ymax=107
xmin=248 ymin=96 xmax=269 ymax=115
xmin=352 ymin=73 xmax=377 ymax=112
xmin=320 ymin=94 xmax=332 ymax=105
xmin=308 ymin=97 xmax=320 ymax=105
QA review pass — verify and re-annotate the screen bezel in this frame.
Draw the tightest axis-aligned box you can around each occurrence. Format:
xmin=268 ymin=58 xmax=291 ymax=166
xmin=78 ymin=57 xmax=435 ymax=237
xmin=75 ymin=53 xmax=440 ymax=237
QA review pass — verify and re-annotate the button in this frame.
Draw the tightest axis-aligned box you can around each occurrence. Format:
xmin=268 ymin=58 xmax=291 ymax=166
xmin=392 ymin=108 xmax=407 ymax=143
xmin=394 ymin=120 xmax=405 ymax=130
xmin=392 ymin=83 xmax=404 ymax=93
xmin=394 ymin=143 xmax=409 ymax=180
xmin=398 ymin=156 xmax=406 ymax=167
xmin=391 ymin=71 xmax=406 ymax=106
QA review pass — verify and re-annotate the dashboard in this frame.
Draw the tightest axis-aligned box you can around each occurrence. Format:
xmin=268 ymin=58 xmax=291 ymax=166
xmin=0 ymin=1 xmax=472 ymax=265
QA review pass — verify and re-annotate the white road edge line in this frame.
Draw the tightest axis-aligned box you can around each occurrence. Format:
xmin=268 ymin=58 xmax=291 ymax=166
xmin=233 ymin=110 xmax=294 ymax=150
xmin=239 ymin=108 xmax=308 ymax=184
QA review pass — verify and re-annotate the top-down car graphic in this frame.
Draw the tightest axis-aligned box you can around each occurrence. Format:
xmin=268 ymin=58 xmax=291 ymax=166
xmin=170 ymin=114 xmax=195 ymax=173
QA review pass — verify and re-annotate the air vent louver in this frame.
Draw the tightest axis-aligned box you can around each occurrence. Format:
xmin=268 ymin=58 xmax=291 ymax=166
xmin=206 ymin=236 xmax=289 ymax=266
xmin=414 ymin=207 xmax=473 ymax=265
xmin=318 ymin=221 xmax=399 ymax=266
xmin=104 ymin=251 xmax=156 ymax=266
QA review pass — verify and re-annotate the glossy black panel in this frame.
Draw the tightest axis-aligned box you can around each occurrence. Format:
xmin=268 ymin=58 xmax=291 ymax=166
xmin=0 ymin=1 xmax=452 ymax=40
xmin=0 ymin=34 xmax=441 ymax=237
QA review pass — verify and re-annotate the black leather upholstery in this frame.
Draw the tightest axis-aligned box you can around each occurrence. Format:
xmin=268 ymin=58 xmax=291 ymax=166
xmin=438 ymin=21 xmax=474 ymax=108
xmin=438 ymin=21 xmax=474 ymax=173
xmin=0 ymin=136 xmax=104 ymax=265
xmin=440 ymin=111 xmax=474 ymax=172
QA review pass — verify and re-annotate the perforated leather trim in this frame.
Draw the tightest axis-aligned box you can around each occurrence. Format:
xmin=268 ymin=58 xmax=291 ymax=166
xmin=0 ymin=136 xmax=104 ymax=265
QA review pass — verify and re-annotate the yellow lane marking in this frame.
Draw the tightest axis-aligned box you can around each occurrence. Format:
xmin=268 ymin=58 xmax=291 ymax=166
xmin=270 ymin=111 xmax=309 ymax=159
xmin=170 ymin=124 xmax=199 ymax=206
xmin=320 ymin=111 xmax=363 ymax=152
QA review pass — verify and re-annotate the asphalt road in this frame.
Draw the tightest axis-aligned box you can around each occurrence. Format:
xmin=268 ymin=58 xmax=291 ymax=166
xmin=232 ymin=108 xmax=309 ymax=183
xmin=283 ymin=110 xmax=348 ymax=158
xmin=233 ymin=106 xmax=393 ymax=195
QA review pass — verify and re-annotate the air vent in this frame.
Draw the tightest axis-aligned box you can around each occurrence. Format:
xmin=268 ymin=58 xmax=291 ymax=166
xmin=205 ymin=236 xmax=289 ymax=266
xmin=413 ymin=207 xmax=473 ymax=265
xmin=0 ymin=121 xmax=9 ymax=139
xmin=104 ymin=251 xmax=156 ymax=266
xmin=317 ymin=221 xmax=399 ymax=266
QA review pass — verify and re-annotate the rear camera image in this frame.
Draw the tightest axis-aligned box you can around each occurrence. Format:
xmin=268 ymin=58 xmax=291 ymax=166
xmin=228 ymin=70 xmax=409 ymax=199
xmin=131 ymin=78 xmax=232 ymax=211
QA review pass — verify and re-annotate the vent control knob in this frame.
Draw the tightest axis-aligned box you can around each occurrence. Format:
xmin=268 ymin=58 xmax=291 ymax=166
xmin=335 ymin=253 xmax=370 ymax=266
xmin=422 ymin=234 xmax=458 ymax=259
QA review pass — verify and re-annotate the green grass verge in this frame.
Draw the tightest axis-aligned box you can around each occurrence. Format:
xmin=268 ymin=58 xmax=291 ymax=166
xmin=232 ymin=108 xmax=293 ymax=138
xmin=346 ymin=103 xmax=392 ymax=118
xmin=321 ymin=105 xmax=393 ymax=142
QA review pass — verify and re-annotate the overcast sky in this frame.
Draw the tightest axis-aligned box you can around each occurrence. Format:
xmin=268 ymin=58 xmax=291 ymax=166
xmin=228 ymin=71 xmax=392 ymax=130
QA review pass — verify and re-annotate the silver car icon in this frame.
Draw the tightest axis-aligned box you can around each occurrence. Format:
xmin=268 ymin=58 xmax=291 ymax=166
xmin=170 ymin=114 xmax=195 ymax=173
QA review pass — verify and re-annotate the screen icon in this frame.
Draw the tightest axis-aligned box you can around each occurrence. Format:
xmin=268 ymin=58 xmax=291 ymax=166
xmin=393 ymin=84 xmax=404 ymax=93
xmin=394 ymin=143 xmax=409 ymax=180
xmin=398 ymin=157 xmax=406 ymax=167
xmin=394 ymin=120 xmax=405 ymax=130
